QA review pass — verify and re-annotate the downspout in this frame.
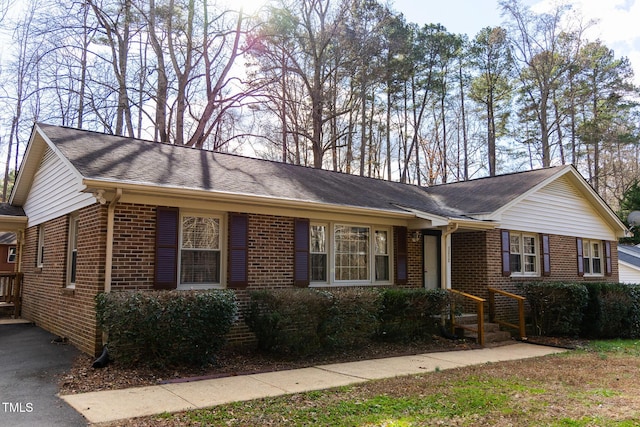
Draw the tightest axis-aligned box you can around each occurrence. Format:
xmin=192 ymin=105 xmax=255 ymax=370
xmin=440 ymin=222 xmax=459 ymax=290
xmin=16 ymin=229 xmax=24 ymax=273
xmin=99 ymin=188 xmax=121 ymax=361
xmin=104 ymin=188 xmax=122 ymax=293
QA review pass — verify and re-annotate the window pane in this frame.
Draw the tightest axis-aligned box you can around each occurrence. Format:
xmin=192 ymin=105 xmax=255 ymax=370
xmin=311 ymin=225 xmax=326 ymax=253
xmin=523 ymin=236 xmax=536 ymax=255
xmin=311 ymin=254 xmax=327 ymax=281
xmin=181 ymin=250 xmax=220 ymax=283
xmin=583 ymin=257 xmax=591 ymax=274
xmin=524 ymin=255 xmax=536 ymax=272
xmin=592 ymin=258 xmax=602 ymax=274
xmin=592 ymin=243 xmax=600 ymax=258
xmin=334 ymin=225 xmax=369 ymax=281
xmin=510 ymin=235 xmax=521 ymax=254
xmin=375 ymin=255 xmax=389 ymax=281
xmin=375 ymin=230 xmax=388 ymax=255
xmin=510 ymin=253 xmax=522 ymax=273
xmin=182 ymin=217 xmax=219 ymax=249
xmin=70 ymin=251 xmax=77 ymax=283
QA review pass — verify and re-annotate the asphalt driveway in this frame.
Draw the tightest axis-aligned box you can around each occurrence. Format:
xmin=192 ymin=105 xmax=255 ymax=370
xmin=0 ymin=322 xmax=87 ymax=426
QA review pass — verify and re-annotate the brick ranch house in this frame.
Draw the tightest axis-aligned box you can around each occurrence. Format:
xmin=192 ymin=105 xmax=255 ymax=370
xmin=0 ymin=123 xmax=629 ymax=355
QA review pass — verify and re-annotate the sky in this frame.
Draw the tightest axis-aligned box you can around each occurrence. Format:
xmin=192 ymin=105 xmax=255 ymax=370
xmin=391 ymin=0 xmax=640 ymax=85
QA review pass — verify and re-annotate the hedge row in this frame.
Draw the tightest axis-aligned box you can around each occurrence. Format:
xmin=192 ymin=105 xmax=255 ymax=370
xmin=518 ymin=282 xmax=640 ymax=338
xmin=245 ymin=287 xmax=450 ymax=356
xmin=96 ymin=290 xmax=237 ymax=368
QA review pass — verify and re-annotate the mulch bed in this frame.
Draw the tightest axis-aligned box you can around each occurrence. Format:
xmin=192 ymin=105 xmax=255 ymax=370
xmin=58 ymin=336 xmax=481 ymax=395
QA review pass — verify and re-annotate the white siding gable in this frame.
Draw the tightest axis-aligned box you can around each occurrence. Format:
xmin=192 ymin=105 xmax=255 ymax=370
xmin=499 ymin=175 xmax=616 ymax=240
xmin=620 ymin=262 xmax=640 ymax=284
xmin=23 ymin=147 xmax=94 ymax=227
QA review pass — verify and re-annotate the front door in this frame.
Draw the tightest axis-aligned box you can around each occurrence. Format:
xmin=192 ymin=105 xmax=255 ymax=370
xmin=423 ymin=234 xmax=440 ymax=289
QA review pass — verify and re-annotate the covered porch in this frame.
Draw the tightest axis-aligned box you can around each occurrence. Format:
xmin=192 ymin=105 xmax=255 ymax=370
xmin=0 ymin=204 xmax=28 ymax=320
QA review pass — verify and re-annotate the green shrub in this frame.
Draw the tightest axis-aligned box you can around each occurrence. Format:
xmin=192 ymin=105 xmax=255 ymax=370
xmin=519 ymin=282 xmax=588 ymax=336
xmin=96 ymin=290 xmax=237 ymax=368
xmin=320 ymin=288 xmax=382 ymax=349
xmin=376 ymin=288 xmax=450 ymax=342
xmin=581 ymin=283 xmax=639 ymax=338
xmin=244 ymin=288 xmax=332 ymax=356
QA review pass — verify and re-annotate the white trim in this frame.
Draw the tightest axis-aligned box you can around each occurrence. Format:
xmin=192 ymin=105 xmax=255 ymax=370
xmin=309 ymin=221 xmax=394 ymax=287
xmin=177 ymin=211 xmax=225 ymax=290
xmin=66 ymin=212 xmax=79 ymax=288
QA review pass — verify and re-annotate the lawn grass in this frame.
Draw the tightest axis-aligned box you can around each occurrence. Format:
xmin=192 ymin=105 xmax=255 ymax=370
xmin=133 ymin=340 xmax=640 ymax=426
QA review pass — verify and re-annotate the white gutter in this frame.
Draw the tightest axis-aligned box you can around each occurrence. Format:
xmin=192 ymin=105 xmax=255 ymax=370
xmin=104 ymin=188 xmax=122 ymax=293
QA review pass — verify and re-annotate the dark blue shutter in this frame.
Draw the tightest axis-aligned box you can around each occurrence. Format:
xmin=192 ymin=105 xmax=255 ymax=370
xmin=501 ymin=230 xmax=511 ymax=277
xmin=294 ymin=219 xmax=310 ymax=287
xmin=229 ymin=213 xmax=248 ymax=289
xmin=542 ymin=234 xmax=551 ymax=276
xmin=576 ymin=237 xmax=584 ymax=277
xmin=394 ymin=226 xmax=408 ymax=285
xmin=605 ymin=241 xmax=612 ymax=276
xmin=155 ymin=207 xmax=178 ymax=289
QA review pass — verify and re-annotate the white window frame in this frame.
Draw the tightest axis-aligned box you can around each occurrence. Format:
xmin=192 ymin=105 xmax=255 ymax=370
xmin=66 ymin=213 xmax=79 ymax=288
xmin=583 ymin=239 xmax=603 ymax=277
xmin=7 ymin=246 xmax=16 ymax=263
xmin=509 ymin=232 xmax=539 ymax=277
xmin=177 ymin=212 xmax=225 ymax=290
xmin=310 ymin=222 xmax=393 ymax=286
xmin=37 ymin=225 xmax=45 ymax=268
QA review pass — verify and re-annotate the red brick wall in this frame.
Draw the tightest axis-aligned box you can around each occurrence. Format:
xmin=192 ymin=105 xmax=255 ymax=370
xmin=21 ymin=204 xmax=106 ymax=355
xmin=110 ymin=204 xmax=156 ymax=291
xmin=451 ymin=229 xmax=621 ymax=316
xmin=0 ymin=244 xmax=16 ymax=272
xmin=407 ymin=231 xmax=422 ymax=288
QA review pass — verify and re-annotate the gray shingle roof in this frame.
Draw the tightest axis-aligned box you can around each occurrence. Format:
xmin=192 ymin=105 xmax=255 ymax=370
xmin=422 ymin=166 xmax=570 ymax=215
xmin=37 ymin=123 xmax=568 ymax=221
xmin=0 ymin=203 xmax=25 ymax=217
xmin=619 ymin=245 xmax=640 ymax=268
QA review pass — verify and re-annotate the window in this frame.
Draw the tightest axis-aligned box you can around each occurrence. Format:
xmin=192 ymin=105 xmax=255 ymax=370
xmin=7 ymin=246 xmax=16 ymax=263
xmin=307 ymin=223 xmax=392 ymax=285
xmin=335 ymin=225 xmax=370 ymax=281
xmin=37 ymin=225 xmax=45 ymax=268
xmin=310 ymin=224 xmax=327 ymax=282
xmin=67 ymin=213 xmax=79 ymax=287
xmin=179 ymin=214 xmax=221 ymax=287
xmin=582 ymin=239 xmax=603 ymax=276
xmin=375 ymin=230 xmax=389 ymax=281
xmin=509 ymin=233 xmax=538 ymax=276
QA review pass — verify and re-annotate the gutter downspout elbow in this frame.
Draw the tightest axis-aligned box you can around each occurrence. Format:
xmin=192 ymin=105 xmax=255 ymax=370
xmin=104 ymin=188 xmax=122 ymax=294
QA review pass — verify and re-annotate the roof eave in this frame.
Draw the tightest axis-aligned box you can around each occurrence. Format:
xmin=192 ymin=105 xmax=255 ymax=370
xmin=82 ymin=178 xmax=418 ymax=221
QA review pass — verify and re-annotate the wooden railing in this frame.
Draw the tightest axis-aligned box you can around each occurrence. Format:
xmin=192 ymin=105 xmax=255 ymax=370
xmin=488 ymin=287 xmax=527 ymax=341
xmin=449 ymin=289 xmax=486 ymax=346
xmin=0 ymin=272 xmax=23 ymax=318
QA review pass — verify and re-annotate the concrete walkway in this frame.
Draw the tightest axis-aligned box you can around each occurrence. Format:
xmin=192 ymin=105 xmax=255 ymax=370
xmin=61 ymin=342 xmax=566 ymax=425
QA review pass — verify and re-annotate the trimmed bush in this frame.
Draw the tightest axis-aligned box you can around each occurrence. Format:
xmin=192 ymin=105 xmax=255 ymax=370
xmin=320 ymin=288 xmax=382 ymax=349
xmin=519 ymin=282 xmax=588 ymax=336
xmin=96 ymin=290 xmax=237 ymax=368
xmin=244 ymin=288 xmax=332 ymax=356
xmin=377 ymin=288 xmax=450 ymax=342
xmin=581 ymin=282 xmax=638 ymax=338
